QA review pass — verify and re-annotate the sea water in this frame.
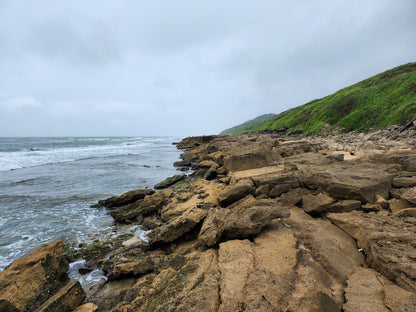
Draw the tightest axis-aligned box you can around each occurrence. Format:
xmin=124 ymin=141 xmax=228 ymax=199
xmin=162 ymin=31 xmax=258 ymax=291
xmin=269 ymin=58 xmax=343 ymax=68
xmin=0 ymin=137 xmax=183 ymax=270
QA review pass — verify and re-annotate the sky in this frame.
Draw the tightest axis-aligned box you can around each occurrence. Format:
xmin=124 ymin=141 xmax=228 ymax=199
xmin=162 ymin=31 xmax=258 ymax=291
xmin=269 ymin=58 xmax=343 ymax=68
xmin=0 ymin=0 xmax=415 ymax=137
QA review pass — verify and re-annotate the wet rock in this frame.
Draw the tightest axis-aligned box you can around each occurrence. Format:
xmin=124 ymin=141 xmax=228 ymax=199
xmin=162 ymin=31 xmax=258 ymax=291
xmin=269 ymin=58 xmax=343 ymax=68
xmin=302 ymin=193 xmax=335 ymax=215
xmin=110 ymin=190 xmax=172 ymax=223
xmin=0 ymin=240 xmax=69 ymax=312
xmin=154 ymin=174 xmax=186 ymax=189
xmin=269 ymin=184 xmax=291 ymax=197
xmin=96 ymin=189 xmax=155 ymax=208
xmin=218 ymin=180 xmax=255 ymax=207
xmin=34 ymin=281 xmax=85 ymax=312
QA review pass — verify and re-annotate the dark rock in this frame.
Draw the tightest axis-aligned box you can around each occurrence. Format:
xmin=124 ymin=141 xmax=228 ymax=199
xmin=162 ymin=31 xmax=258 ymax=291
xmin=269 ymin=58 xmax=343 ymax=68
xmin=34 ymin=281 xmax=85 ymax=312
xmin=328 ymin=200 xmax=361 ymax=213
xmin=154 ymin=174 xmax=186 ymax=189
xmin=95 ymin=189 xmax=155 ymax=208
xmin=218 ymin=180 xmax=255 ymax=207
xmin=254 ymin=185 xmax=269 ymax=197
xmin=148 ymin=208 xmax=209 ymax=244
xmin=392 ymin=176 xmax=416 ymax=188
xmin=269 ymin=184 xmax=290 ymax=197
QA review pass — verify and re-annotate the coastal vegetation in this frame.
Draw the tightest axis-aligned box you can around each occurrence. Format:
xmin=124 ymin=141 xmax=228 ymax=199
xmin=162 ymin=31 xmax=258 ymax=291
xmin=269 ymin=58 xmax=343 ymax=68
xmin=221 ymin=62 xmax=416 ymax=135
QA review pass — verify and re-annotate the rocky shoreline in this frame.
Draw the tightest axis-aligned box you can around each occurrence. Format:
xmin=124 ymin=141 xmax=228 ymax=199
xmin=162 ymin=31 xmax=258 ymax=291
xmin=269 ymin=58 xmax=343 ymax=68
xmin=1 ymin=120 xmax=416 ymax=312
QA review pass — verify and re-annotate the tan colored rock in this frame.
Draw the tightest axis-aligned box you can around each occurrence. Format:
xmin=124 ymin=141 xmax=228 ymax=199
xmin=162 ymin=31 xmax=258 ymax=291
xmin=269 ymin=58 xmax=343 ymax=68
xmin=0 ymin=240 xmax=68 ymax=312
xmin=343 ymin=267 xmax=416 ymax=312
xmin=72 ymin=303 xmax=98 ymax=312
xmin=392 ymin=176 xmax=416 ymax=188
xmin=343 ymin=268 xmax=392 ymax=312
xmin=302 ymin=193 xmax=335 ymax=215
xmin=199 ymin=202 xmax=289 ymax=246
xmin=394 ymin=207 xmax=416 ymax=217
xmin=269 ymin=183 xmax=290 ymax=197
xmin=34 ymin=281 xmax=85 ymax=312
xmin=375 ymin=194 xmax=390 ymax=209
xmin=388 ymin=198 xmax=411 ymax=213
xmin=107 ymin=257 xmax=154 ymax=280
xmin=218 ymin=179 xmax=255 ymax=207
xmin=328 ymin=199 xmax=361 ymax=213
xmin=327 ymin=211 xmax=416 ymax=292
xmin=198 ymin=208 xmax=231 ymax=246
xmin=286 ymin=207 xmax=364 ymax=281
xmin=223 ymin=151 xmax=272 ymax=171
xmin=149 ymin=207 xmax=208 ymax=244
xmin=301 ymin=164 xmax=394 ymax=203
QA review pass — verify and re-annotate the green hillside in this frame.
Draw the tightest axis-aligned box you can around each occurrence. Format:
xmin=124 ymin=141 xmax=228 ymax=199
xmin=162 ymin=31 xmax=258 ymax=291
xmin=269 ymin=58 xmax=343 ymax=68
xmin=220 ymin=113 xmax=276 ymax=135
xmin=224 ymin=62 xmax=416 ymax=135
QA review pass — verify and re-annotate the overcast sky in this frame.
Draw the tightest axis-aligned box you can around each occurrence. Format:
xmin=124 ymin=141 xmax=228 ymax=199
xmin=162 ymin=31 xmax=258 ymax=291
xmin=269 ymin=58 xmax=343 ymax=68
xmin=1 ymin=0 xmax=415 ymax=137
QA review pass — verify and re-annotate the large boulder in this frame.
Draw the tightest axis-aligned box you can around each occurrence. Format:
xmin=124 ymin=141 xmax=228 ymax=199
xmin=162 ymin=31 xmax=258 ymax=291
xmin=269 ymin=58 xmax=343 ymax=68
xmin=198 ymin=203 xmax=290 ymax=246
xmin=0 ymin=240 xmax=72 ymax=312
xmin=148 ymin=207 xmax=208 ymax=244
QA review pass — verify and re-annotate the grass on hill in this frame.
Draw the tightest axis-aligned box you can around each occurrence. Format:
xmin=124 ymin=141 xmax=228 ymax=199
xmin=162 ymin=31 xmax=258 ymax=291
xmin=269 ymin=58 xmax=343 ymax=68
xmin=225 ymin=62 xmax=416 ymax=135
xmin=220 ymin=113 xmax=276 ymax=135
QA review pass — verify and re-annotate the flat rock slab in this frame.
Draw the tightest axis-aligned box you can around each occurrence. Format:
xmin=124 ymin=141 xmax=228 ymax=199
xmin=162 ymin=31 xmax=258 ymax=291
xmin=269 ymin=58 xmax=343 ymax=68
xmin=343 ymin=267 xmax=416 ymax=312
xmin=327 ymin=211 xmax=416 ymax=292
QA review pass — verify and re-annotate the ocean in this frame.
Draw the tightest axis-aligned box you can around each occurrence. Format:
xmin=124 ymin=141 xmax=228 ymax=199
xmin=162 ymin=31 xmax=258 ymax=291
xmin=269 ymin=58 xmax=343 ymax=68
xmin=0 ymin=137 xmax=183 ymax=270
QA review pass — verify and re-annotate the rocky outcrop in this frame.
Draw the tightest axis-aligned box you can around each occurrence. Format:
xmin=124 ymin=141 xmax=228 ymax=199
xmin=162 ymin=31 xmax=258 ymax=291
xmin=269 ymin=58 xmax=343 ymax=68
xmin=95 ymin=189 xmax=155 ymax=208
xmin=0 ymin=240 xmax=85 ymax=312
xmin=5 ymin=122 xmax=416 ymax=312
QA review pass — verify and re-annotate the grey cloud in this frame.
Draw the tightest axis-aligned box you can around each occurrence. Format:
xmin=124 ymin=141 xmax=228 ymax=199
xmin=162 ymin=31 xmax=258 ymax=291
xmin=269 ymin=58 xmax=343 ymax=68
xmin=0 ymin=0 xmax=415 ymax=137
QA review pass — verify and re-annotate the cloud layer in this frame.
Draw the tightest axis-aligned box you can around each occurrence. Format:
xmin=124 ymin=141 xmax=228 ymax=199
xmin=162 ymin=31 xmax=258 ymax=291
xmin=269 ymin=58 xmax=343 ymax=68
xmin=1 ymin=0 xmax=415 ymax=136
